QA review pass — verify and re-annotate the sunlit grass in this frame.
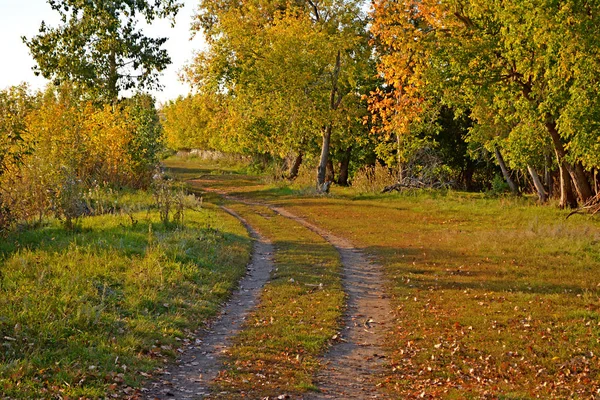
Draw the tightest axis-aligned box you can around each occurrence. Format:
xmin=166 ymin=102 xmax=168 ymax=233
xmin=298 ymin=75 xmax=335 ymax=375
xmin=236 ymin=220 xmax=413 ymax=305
xmin=165 ymin=156 xmax=600 ymax=398
xmin=280 ymin=191 xmax=600 ymax=398
xmin=0 ymin=194 xmax=251 ymax=398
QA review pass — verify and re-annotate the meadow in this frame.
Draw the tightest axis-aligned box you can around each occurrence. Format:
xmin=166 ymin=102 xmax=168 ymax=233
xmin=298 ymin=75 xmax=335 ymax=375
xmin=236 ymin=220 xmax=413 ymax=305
xmin=170 ymin=156 xmax=600 ymax=398
xmin=0 ymin=189 xmax=251 ymax=398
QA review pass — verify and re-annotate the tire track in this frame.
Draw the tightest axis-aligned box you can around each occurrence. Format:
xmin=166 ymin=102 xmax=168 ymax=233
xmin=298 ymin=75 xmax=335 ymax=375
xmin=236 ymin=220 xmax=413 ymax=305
xmin=194 ymin=184 xmax=393 ymax=398
xmin=271 ymin=206 xmax=393 ymax=399
xmin=143 ymin=206 xmax=274 ymax=399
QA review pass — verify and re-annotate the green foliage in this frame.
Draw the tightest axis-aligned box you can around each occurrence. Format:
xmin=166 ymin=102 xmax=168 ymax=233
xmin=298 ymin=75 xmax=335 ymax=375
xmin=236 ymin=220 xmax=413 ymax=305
xmin=161 ymin=93 xmax=225 ymax=151
xmin=0 ymin=84 xmax=35 ymax=176
xmin=488 ymin=174 xmax=511 ymax=197
xmin=370 ymin=0 xmax=600 ymax=204
xmin=24 ymin=0 xmax=182 ymax=102
xmin=184 ymin=0 xmax=376 ymax=181
xmin=151 ymin=169 xmax=201 ymax=227
xmin=123 ymin=93 xmax=165 ymax=184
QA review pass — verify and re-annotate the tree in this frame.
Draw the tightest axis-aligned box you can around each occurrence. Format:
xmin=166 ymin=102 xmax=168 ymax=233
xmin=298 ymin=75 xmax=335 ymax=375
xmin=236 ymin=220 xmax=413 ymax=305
xmin=186 ymin=0 xmax=373 ymax=191
xmin=24 ymin=0 xmax=182 ymax=102
xmin=0 ymin=84 xmax=36 ymax=176
xmin=370 ymin=0 xmax=600 ymax=207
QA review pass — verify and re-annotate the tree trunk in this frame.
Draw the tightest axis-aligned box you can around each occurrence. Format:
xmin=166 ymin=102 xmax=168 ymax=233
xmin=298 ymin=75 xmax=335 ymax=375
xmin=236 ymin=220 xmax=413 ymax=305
xmin=337 ymin=146 xmax=352 ymax=186
xmin=464 ymin=159 xmax=475 ymax=191
xmin=545 ymin=119 xmax=592 ymax=203
xmin=317 ymin=125 xmax=332 ymax=191
xmin=573 ymin=161 xmax=593 ymax=201
xmin=544 ymin=154 xmax=553 ymax=199
xmin=108 ymin=47 xmax=118 ymax=102
xmin=557 ymin=158 xmax=578 ymax=209
xmin=396 ymin=133 xmax=404 ymax=182
xmin=527 ymin=165 xmax=547 ymax=203
xmin=288 ymin=152 xmax=303 ymax=180
xmin=326 ymin=159 xmax=335 ymax=182
xmin=494 ymin=147 xmax=518 ymax=194
xmin=316 ymin=49 xmax=342 ymax=193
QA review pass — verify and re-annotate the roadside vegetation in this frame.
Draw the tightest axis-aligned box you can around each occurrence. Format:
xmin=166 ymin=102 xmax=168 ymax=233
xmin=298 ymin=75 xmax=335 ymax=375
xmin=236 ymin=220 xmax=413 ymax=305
xmin=0 ymin=189 xmax=251 ymax=398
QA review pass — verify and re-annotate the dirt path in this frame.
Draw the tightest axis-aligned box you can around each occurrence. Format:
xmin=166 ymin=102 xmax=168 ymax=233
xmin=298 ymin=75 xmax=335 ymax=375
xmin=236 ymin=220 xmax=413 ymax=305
xmin=196 ymin=184 xmax=394 ymax=398
xmin=143 ymin=206 xmax=274 ymax=399
xmin=271 ymin=206 xmax=393 ymax=399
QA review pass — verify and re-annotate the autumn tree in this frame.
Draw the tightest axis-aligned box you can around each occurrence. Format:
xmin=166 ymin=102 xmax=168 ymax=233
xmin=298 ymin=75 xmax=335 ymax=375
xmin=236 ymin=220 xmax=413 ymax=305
xmin=0 ymin=85 xmax=36 ymax=176
xmin=186 ymin=0 xmax=374 ymax=190
xmin=371 ymin=0 xmax=600 ymax=207
xmin=24 ymin=0 xmax=182 ymax=102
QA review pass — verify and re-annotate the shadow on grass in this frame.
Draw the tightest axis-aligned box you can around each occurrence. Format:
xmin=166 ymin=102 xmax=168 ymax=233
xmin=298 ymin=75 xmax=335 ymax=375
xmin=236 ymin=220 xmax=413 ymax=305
xmin=365 ymin=244 xmax=590 ymax=296
xmin=0 ymin=218 xmax=248 ymax=267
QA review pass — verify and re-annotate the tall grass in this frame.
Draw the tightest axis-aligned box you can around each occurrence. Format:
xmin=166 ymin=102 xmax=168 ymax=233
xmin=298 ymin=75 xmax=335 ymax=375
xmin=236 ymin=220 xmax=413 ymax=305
xmin=0 ymin=194 xmax=251 ymax=398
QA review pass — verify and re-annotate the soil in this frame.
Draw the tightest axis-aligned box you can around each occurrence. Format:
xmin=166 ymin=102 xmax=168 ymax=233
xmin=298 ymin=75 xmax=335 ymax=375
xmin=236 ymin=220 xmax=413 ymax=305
xmin=142 ymin=206 xmax=275 ymax=399
xmin=271 ymin=206 xmax=393 ymax=399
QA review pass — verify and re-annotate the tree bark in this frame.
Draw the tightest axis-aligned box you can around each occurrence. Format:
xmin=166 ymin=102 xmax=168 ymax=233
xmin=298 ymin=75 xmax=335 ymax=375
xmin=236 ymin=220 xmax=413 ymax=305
xmin=108 ymin=47 xmax=118 ymax=102
xmin=573 ymin=161 xmax=593 ymax=201
xmin=337 ymin=146 xmax=352 ymax=186
xmin=288 ymin=151 xmax=303 ymax=180
xmin=544 ymin=154 xmax=553 ymax=199
xmin=494 ymin=147 xmax=518 ymax=194
xmin=557 ymin=158 xmax=577 ymax=209
xmin=545 ymin=119 xmax=592 ymax=203
xmin=316 ymin=50 xmax=342 ymax=193
xmin=317 ymin=125 xmax=332 ymax=189
xmin=326 ymin=159 xmax=335 ymax=182
xmin=527 ymin=165 xmax=547 ymax=203
xmin=463 ymin=159 xmax=475 ymax=191
xmin=396 ymin=133 xmax=404 ymax=182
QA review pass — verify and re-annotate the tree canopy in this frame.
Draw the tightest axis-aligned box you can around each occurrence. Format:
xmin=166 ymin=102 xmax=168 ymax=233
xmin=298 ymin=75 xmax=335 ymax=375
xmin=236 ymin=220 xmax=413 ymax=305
xmin=183 ymin=0 xmax=374 ymax=189
xmin=24 ymin=0 xmax=182 ymax=102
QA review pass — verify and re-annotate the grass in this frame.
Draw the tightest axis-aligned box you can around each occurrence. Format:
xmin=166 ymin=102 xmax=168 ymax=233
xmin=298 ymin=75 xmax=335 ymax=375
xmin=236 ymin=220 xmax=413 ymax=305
xmin=205 ymin=202 xmax=344 ymax=398
xmin=0 ymin=191 xmax=252 ymax=398
xmin=280 ymin=192 xmax=600 ymax=398
xmin=166 ymin=156 xmax=600 ymax=399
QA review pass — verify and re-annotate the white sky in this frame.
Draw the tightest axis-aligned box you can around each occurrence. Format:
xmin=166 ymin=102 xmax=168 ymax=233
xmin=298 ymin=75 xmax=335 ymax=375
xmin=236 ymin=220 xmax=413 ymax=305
xmin=0 ymin=0 xmax=207 ymax=104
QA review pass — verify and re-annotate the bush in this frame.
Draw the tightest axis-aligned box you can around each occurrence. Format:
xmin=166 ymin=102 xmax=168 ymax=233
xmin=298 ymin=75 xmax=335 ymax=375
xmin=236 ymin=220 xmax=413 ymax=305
xmin=0 ymin=84 xmax=164 ymax=233
xmin=486 ymin=174 xmax=511 ymax=197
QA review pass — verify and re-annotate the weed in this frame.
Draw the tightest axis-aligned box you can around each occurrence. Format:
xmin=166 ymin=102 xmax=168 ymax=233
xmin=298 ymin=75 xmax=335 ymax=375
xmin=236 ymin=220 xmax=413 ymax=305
xmin=351 ymin=162 xmax=398 ymax=194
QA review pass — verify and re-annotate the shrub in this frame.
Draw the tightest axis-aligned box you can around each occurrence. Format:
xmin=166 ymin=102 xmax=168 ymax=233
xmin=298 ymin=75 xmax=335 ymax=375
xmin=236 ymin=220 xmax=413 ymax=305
xmin=0 ymin=84 xmax=164 ymax=232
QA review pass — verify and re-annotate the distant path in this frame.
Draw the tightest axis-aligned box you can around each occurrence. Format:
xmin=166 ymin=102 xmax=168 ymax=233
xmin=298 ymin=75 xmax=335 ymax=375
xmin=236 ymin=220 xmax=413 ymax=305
xmin=143 ymin=206 xmax=274 ymax=399
xmin=197 ymin=184 xmax=394 ymax=399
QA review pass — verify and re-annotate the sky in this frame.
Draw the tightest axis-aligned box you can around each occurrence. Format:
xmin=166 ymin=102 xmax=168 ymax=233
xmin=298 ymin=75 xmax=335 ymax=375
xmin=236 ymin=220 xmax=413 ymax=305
xmin=0 ymin=0 xmax=207 ymax=104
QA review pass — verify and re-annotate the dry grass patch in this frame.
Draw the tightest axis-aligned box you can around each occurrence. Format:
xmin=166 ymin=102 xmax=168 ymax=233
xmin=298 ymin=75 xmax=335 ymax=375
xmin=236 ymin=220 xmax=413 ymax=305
xmin=278 ymin=193 xmax=600 ymax=398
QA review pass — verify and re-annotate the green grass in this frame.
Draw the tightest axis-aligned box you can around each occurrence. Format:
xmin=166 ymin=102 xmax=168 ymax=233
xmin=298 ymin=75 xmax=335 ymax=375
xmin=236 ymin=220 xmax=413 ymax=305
xmin=278 ymin=192 xmax=600 ymax=398
xmin=0 ymin=192 xmax=252 ymax=398
xmin=207 ymin=202 xmax=344 ymax=398
xmin=166 ymin=156 xmax=600 ymax=399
